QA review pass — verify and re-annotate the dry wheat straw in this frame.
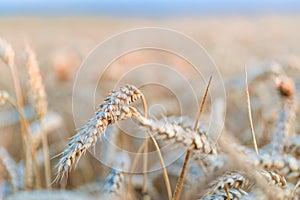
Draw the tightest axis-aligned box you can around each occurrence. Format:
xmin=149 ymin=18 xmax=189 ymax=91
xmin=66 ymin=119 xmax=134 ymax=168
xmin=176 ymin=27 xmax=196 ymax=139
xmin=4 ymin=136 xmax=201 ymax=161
xmin=56 ymin=85 xmax=143 ymax=181
xmin=25 ymin=46 xmax=51 ymax=189
xmin=174 ymin=75 xmax=213 ymax=200
xmin=245 ymin=67 xmax=259 ymax=155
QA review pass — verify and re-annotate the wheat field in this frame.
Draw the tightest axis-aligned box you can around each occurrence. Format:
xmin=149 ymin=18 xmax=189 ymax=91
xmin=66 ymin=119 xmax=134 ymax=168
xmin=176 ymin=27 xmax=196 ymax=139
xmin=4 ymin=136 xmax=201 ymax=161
xmin=0 ymin=15 xmax=300 ymax=200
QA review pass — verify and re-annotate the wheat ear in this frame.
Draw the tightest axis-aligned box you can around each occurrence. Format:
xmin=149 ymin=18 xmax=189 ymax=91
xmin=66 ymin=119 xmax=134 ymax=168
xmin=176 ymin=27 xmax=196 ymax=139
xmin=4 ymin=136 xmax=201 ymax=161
xmin=259 ymin=170 xmax=287 ymax=188
xmin=258 ymin=153 xmax=300 ymax=183
xmin=25 ymin=46 xmax=51 ymax=189
xmin=56 ymin=85 xmax=143 ymax=181
xmin=203 ymin=171 xmax=251 ymax=197
xmin=200 ymin=188 xmax=247 ymax=200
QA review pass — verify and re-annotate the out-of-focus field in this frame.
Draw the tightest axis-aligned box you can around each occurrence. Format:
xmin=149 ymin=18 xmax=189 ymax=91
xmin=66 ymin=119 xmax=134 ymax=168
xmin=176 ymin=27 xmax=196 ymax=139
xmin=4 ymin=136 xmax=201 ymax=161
xmin=1 ymin=15 xmax=300 ymax=199
xmin=1 ymin=15 xmax=300 ymax=127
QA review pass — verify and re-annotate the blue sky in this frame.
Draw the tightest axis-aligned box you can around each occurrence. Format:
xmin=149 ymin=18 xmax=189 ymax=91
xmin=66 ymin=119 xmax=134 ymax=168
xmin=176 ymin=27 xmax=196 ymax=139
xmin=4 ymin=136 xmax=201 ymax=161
xmin=0 ymin=0 xmax=299 ymax=17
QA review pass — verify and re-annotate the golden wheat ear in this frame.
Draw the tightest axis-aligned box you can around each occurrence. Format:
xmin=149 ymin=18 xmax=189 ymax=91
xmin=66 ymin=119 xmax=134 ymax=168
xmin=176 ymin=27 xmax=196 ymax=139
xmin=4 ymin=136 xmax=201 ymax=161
xmin=55 ymin=85 xmax=143 ymax=182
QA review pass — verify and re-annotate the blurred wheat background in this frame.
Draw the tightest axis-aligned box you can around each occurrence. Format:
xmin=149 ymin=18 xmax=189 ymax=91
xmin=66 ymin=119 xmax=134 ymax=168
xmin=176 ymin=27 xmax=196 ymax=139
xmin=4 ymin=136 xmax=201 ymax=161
xmin=0 ymin=1 xmax=300 ymax=199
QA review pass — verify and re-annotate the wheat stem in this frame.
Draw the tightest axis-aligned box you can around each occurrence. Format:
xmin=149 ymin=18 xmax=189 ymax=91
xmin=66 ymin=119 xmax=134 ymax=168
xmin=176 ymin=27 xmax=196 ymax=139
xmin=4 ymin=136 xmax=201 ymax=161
xmin=141 ymin=95 xmax=149 ymax=195
xmin=173 ymin=75 xmax=212 ymax=200
xmin=292 ymin=180 xmax=300 ymax=196
xmin=245 ymin=67 xmax=259 ymax=155
xmin=149 ymin=130 xmax=173 ymax=200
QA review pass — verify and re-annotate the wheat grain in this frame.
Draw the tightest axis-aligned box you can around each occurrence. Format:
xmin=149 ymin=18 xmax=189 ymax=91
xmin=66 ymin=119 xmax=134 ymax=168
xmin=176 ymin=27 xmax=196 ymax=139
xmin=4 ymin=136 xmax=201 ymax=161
xmin=56 ymin=85 xmax=143 ymax=181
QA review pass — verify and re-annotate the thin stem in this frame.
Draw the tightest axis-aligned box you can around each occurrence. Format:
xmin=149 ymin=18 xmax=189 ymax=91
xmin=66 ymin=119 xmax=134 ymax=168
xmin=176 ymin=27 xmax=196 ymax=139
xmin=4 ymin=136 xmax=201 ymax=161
xmin=40 ymin=119 xmax=52 ymax=189
xmin=141 ymin=95 xmax=172 ymax=199
xmin=292 ymin=180 xmax=300 ymax=197
xmin=129 ymin=95 xmax=172 ymax=200
xmin=245 ymin=67 xmax=259 ymax=155
xmin=173 ymin=75 xmax=212 ymax=200
xmin=141 ymin=95 xmax=148 ymax=194
xmin=148 ymin=131 xmax=173 ymax=200
xmin=194 ymin=75 xmax=212 ymax=131
xmin=224 ymin=186 xmax=231 ymax=200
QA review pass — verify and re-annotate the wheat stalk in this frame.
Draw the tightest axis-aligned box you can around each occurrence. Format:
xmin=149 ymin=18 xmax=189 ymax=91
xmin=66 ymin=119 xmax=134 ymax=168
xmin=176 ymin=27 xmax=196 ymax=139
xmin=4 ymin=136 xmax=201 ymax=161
xmin=56 ymin=85 xmax=143 ymax=181
xmin=245 ymin=67 xmax=259 ymax=155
